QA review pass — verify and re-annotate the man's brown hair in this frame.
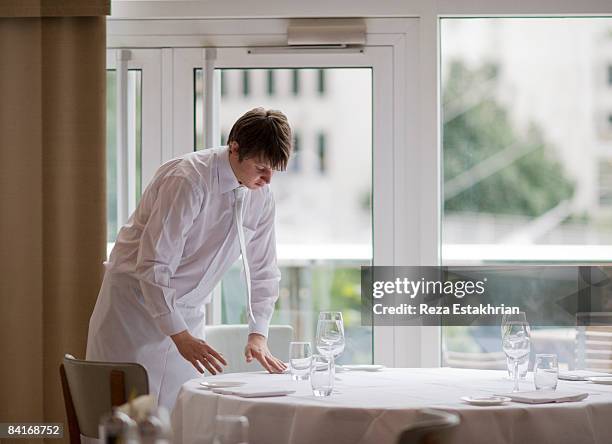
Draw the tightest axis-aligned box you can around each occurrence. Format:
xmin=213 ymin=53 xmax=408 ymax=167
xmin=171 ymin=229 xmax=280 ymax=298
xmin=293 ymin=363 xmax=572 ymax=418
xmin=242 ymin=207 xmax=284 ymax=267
xmin=228 ymin=107 xmax=292 ymax=171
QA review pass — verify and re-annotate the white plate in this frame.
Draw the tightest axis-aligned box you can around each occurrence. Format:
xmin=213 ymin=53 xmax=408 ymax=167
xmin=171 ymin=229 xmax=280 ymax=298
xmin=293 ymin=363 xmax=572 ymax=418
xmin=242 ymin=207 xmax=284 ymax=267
xmin=461 ymin=395 xmax=511 ymax=406
xmin=341 ymin=365 xmax=386 ymax=372
xmin=588 ymin=377 xmax=612 ymax=385
xmin=200 ymin=381 xmax=246 ymax=389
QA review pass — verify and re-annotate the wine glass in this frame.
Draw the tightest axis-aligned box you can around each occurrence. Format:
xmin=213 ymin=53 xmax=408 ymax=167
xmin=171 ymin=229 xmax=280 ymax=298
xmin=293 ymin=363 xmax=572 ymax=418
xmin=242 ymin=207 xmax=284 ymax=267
xmin=316 ymin=312 xmax=345 ymax=363
xmin=502 ymin=317 xmax=531 ymax=392
xmin=501 ymin=312 xmax=528 ymax=379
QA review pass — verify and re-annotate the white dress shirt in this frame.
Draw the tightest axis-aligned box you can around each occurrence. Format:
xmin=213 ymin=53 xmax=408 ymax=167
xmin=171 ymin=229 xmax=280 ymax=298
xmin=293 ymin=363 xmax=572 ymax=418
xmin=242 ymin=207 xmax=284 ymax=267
xmin=106 ymin=146 xmax=281 ymax=337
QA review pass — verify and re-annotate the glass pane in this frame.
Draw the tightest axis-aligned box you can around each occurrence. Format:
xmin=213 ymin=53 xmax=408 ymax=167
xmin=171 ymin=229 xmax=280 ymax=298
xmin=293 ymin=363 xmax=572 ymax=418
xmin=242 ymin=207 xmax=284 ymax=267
xmin=106 ymin=70 xmax=117 ymax=242
xmin=196 ymin=68 xmax=373 ymax=364
xmin=440 ymin=18 xmax=612 ymax=372
xmin=194 ymin=69 xmax=203 ymax=150
xmin=106 ymin=69 xmax=142 ymax=244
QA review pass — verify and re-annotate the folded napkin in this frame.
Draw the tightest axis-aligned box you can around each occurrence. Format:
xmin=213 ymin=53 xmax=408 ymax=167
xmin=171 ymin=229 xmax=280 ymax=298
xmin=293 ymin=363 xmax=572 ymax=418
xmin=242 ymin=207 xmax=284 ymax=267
xmin=212 ymin=387 xmax=296 ymax=398
xmin=496 ymin=390 xmax=588 ymax=404
xmin=559 ymin=370 xmax=612 ymax=381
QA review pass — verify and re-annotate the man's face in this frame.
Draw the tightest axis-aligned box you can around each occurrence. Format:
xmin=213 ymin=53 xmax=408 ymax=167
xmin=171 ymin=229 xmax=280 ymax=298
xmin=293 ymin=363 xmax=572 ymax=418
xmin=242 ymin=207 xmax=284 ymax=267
xmin=228 ymin=142 xmax=274 ymax=190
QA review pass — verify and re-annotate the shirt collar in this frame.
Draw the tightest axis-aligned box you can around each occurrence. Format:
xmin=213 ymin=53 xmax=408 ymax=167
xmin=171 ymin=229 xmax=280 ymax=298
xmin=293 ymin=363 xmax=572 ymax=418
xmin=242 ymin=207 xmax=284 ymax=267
xmin=217 ymin=146 xmax=241 ymax=194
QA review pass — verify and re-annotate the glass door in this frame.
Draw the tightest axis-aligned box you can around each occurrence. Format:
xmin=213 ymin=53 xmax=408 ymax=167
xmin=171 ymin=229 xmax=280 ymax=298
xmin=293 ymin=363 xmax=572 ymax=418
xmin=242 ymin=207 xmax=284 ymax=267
xmin=173 ymin=47 xmax=394 ymax=364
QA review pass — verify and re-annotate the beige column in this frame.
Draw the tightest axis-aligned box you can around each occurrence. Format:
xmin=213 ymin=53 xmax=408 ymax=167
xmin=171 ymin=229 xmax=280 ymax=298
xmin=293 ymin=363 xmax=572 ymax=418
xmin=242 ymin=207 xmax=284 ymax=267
xmin=41 ymin=15 xmax=107 ymax=431
xmin=0 ymin=16 xmax=45 ymax=426
xmin=0 ymin=2 xmax=109 ymax=442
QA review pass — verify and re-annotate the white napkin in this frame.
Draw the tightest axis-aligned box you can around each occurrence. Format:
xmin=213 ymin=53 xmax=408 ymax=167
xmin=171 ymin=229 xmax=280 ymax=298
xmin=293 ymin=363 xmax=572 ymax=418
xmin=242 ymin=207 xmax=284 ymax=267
xmin=212 ymin=387 xmax=296 ymax=398
xmin=497 ymin=390 xmax=588 ymax=404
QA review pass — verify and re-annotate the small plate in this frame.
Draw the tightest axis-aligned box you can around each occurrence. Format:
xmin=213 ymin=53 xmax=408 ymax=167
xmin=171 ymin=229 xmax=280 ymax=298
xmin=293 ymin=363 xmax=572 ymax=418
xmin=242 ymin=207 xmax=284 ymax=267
xmin=461 ymin=395 xmax=511 ymax=406
xmin=200 ymin=381 xmax=246 ymax=389
xmin=341 ymin=365 xmax=386 ymax=372
xmin=588 ymin=377 xmax=612 ymax=385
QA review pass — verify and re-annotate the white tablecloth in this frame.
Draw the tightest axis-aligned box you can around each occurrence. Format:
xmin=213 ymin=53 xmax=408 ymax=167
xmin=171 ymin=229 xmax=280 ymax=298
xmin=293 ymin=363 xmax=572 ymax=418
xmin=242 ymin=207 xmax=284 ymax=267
xmin=171 ymin=368 xmax=612 ymax=444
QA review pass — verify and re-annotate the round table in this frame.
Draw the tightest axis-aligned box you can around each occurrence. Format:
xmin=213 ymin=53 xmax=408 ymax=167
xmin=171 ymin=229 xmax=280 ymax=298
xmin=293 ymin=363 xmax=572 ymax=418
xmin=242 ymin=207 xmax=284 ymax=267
xmin=171 ymin=367 xmax=612 ymax=444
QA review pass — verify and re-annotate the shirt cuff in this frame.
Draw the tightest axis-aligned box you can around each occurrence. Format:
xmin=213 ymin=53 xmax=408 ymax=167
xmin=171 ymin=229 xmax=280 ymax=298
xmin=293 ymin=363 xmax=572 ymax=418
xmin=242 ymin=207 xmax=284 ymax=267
xmin=155 ymin=310 xmax=188 ymax=336
xmin=248 ymin=317 xmax=270 ymax=338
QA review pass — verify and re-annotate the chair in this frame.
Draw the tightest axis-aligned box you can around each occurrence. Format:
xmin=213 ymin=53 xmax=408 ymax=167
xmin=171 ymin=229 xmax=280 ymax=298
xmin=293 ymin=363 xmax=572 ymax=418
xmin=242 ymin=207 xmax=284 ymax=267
xmin=60 ymin=354 xmax=149 ymax=444
xmin=443 ymin=350 xmax=506 ymax=370
xmin=575 ymin=313 xmax=612 ymax=371
xmin=204 ymin=324 xmax=293 ymax=373
xmin=397 ymin=409 xmax=460 ymax=444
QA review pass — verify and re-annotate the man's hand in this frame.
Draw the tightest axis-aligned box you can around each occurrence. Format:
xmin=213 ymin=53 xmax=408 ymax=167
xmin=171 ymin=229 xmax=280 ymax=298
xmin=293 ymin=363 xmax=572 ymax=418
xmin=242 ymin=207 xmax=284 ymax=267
xmin=244 ymin=333 xmax=287 ymax=373
xmin=171 ymin=330 xmax=227 ymax=375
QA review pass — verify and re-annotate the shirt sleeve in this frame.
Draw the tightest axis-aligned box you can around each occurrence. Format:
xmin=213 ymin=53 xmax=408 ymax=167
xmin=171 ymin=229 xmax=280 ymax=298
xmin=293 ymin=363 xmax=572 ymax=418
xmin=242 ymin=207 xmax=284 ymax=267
xmin=135 ymin=175 xmax=204 ymax=336
xmin=246 ymin=190 xmax=281 ymax=338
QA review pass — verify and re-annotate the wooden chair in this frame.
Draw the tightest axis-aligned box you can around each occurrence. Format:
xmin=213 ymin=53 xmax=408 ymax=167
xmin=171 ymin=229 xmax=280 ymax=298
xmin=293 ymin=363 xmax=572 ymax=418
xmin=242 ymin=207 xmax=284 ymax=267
xmin=60 ymin=354 xmax=149 ymax=444
xmin=397 ymin=409 xmax=460 ymax=444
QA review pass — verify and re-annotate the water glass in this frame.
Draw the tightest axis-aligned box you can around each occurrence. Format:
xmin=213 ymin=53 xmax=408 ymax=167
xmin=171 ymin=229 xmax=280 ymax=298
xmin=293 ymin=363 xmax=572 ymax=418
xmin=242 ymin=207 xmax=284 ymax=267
xmin=289 ymin=341 xmax=312 ymax=381
xmin=534 ymin=354 xmax=559 ymax=391
xmin=212 ymin=415 xmax=249 ymax=444
xmin=310 ymin=354 xmax=334 ymax=397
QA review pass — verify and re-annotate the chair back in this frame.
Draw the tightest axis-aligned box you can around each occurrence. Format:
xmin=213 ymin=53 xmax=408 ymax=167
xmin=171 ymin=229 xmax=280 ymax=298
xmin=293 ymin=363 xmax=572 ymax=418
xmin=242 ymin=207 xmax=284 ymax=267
xmin=397 ymin=409 xmax=460 ymax=444
xmin=60 ymin=354 xmax=149 ymax=440
xmin=443 ymin=350 xmax=506 ymax=370
xmin=204 ymin=324 xmax=293 ymax=373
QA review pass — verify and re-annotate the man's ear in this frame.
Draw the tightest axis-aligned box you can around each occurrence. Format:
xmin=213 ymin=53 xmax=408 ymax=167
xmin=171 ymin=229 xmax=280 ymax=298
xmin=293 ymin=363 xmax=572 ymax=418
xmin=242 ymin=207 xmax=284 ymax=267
xmin=228 ymin=141 xmax=239 ymax=154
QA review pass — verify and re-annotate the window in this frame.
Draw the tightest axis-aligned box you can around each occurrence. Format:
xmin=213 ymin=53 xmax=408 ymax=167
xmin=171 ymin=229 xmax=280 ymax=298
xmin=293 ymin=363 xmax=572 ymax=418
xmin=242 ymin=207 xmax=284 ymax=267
xmin=267 ymin=70 xmax=275 ymax=96
xmin=599 ymin=160 xmax=612 ymax=206
xmin=441 ymin=17 xmax=612 ymax=372
xmin=291 ymin=131 xmax=300 ymax=172
xmin=220 ymin=70 xmax=227 ymax=97
xmin=317 ymin=69 xmax=326 ymax=95
xmin=317 ymin=132 xmax=327 ymax=173
xmin=242 ymin=71 xmax=250 ymax=96
xmin=291 ymin=69 xmax=300 ymax=96
xmin=105 ymin=68 xmax=142 ymax=242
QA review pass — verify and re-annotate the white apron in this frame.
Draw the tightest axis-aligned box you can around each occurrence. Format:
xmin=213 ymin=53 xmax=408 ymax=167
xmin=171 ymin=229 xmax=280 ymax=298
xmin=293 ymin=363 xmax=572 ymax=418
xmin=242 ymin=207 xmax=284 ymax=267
xmin=86 ymin=271 xmax=207 ymax=410
xmin=86 ymin=202 xmax=251 ymax=411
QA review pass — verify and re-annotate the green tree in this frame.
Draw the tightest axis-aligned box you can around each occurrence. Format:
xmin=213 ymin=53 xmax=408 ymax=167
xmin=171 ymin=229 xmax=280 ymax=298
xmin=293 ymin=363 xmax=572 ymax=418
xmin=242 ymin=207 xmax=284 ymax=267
xmin=443 ymin=61 xmax=574 ymax=217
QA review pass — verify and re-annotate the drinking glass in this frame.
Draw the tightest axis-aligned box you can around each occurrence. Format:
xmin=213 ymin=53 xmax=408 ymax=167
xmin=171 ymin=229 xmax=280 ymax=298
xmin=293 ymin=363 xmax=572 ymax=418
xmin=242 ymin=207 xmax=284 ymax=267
xmin=316 ymin=312 xmax=345 ymax=361
xmin=534 ymin=354 xmax=559 ymax=391
xmin=310 ymin=354 xmax=334 ymax=397
xmin=212 ymin=415 xmax=249 ymax=444
xmin=502 ymin=316 xmax=531 ymax=392
xmin=289 ymin=341 xmax=313 ymax=381
xmin=502 ymin=313 xmax=529 ymax=379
